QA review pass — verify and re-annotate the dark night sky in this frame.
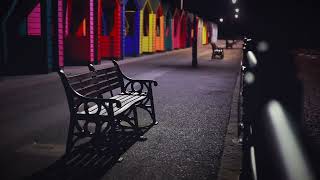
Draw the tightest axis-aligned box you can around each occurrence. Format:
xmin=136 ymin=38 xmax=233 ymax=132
xmin=184 ymin=0 xmax=320 ymax=48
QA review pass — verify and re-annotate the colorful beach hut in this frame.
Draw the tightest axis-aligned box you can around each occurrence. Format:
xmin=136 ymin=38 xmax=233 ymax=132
xmin=202 ymin=21 xmax=209 ymax=45
xmin=98 ymin=0 xmax=122 ymax=60
xmin=123 ymin=0 xmax=141 ymax=57
xmin=64 ymin=0 xmax=100 ymax=65
xmin=152 ymin=0 xmax=165 ymax=52
xmin=197 ymin=18 xmax=204 ymax=47
xmin=162 ymin=2 xmax=173 ymax=51
xmin=2 ymin=0 xmax=64 ymax=74
xmin=186 ymin=13 xmax=194 ymax=47
xmin=172 ymin=8 xmax=181 ymax=49
xmin=179 ymin=11 xmax=188 ymax=49
xmin=138 ymin=0 xmax=156 ymax=54
xmin=209 ymin=23 xmax=218 ymax=44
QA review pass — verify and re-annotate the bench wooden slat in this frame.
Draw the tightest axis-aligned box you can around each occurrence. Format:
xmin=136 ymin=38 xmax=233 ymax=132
xmin=70 ymin=78 xmax=97 ymax=92
xmin=96 ymin=82 xmax=122 ymax=95
xmin=114 ymin=96 xmax=146 ymax=115
xmin=97 ymin=77 xmax=120 ymax=88
xmin=68 ymin=73 xmax=92 ymax=84
xmin=95 ymin=67 xmax=117 ymax=75
xmin=77 ymin=83 xmax=99 ymax=97
xmin=96 ymin=72 xmax=120 ymax=81
xmin=77 ymin=94 xmax=146 ymax=116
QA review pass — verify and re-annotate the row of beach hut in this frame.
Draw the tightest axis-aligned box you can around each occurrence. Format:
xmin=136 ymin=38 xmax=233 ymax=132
xmin=1 ymin=0 xmax=217 ymax=74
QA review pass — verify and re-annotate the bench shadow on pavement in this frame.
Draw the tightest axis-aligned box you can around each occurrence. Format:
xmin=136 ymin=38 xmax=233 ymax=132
xmin=25 ymin=124 xmax=154 ymax=180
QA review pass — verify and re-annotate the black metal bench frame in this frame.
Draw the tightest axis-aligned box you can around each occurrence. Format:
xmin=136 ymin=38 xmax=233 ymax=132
xmin=58 ymin=60 xmax=158 ymax=153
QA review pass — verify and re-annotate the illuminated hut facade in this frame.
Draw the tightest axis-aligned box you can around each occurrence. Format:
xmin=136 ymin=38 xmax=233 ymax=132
xmin=152 ymin=0 xmax=165 ymax=52
xmin=197 ymin=18 xmax=203 ymax=47
xmin=162 ymin=2 xmax=173 ymax=51
xmin=179 ymin=11 xmax=188 ymax=49
xmin=172 ymin=8 xmax=181 ymax=49
xmin=64 ymin=0 xmax=100 ymax=65
xmin=3 ymin=1 xmax=64 ymax=74
xmin=209 ymin=22 xmax=218 ymax=44
xmin=202 ymin=21 xmax=209 ymax=45
xmin=123 ymin=0 xmax=141 ymax=57
xmin=186 ymin=13 xmax=194 ymax=47
xmin=98 ymin=0 xmax=122 ymax=60
xmin=138 ymin=0 xmax=156 ymax=54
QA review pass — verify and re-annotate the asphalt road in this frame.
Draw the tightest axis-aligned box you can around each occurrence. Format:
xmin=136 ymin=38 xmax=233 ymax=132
xmin=0 ymin=46 xmax=241 ymax=180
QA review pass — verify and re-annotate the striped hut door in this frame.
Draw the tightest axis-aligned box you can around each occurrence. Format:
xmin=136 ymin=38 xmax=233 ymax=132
xmin=27 ymin=3 xmax=41 ymax=36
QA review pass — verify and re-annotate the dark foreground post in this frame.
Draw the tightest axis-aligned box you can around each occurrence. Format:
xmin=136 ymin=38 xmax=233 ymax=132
xmin=192 ymin=15 xmax=198 ymax=67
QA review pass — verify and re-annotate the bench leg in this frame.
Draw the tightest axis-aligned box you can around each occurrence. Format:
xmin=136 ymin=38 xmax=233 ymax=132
xmin=138 ymin=102 xmax=158 ymax=125
xmin=66 ymin=117 xmax=76 ymax=154
xmin=132 ymin=106 xmax=139 ymax=131
xmin=132 ymin=106 xmax=147 ymax=140
xmin=150 ymin=98 xmax=158 ymax=125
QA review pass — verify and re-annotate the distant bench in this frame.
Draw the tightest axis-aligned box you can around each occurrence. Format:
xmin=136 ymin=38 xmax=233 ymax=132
xmin=58 ymin=60 xmax=158 ymax=153
xmin=211 ymin=42 xmax=224 ymax=59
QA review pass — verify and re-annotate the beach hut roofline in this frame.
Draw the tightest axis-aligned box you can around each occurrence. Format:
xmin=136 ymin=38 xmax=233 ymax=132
xmin=150 ymin=0 xmax=160 ymax=12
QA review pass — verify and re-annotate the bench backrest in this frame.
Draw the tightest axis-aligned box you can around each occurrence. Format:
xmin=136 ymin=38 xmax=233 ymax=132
xmin=58 ymin=65 xmax=124 ymax=113
xmin=90 ymin=66 xmax=124 ymax=96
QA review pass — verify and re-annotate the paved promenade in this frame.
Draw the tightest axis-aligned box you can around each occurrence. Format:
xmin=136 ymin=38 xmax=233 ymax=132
xmin=0 ymin=46 xmax=242 ymax=180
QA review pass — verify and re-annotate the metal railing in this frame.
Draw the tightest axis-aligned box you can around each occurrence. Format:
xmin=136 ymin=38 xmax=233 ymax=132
xmin=238 ymin=38 xmax=316 ymax=180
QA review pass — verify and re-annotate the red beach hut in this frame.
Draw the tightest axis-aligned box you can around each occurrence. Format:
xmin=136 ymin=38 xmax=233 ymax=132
xmin=179 ymin=11 xmax=188 ymax=49
xmin=64 ymin=0 xmax=100 ymax=65
xmin=186 ymin=13 xmax=194 ymax=47
xmin=173 ymin=8 xmax=181 ymax=49
xmin=98 ymin=0 xmax=122 ymax=60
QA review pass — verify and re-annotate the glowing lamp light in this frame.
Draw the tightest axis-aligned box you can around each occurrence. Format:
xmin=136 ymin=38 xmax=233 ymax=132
xmin=235 ymin=14 xmax=239 ymax=19
xmin=235 ymin=8 xmax=240 ymax=13
xmin=219 ymin=18 xmax=224 ymax=23
xmin=232 ymin=0 xmax=237 ymax=4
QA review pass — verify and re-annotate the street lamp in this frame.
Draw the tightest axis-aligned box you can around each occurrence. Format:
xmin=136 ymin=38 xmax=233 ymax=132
xmin=235 ymin=14 xmax=239 ymax=19
xmin=219 ymin=18 xmax=224 ymax=23
xmin=235 ymin=8 xmax=240 ymax=13
xmin=232 ymin=0 xmax=237 ymax=4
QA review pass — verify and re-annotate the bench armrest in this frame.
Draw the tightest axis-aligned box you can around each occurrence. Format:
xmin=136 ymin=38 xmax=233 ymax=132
xmin=124 ymin=79 xmax=158 ymax=87
xmin=123 ymin=79 xmax=157 ymax=95
xmin=110 ymin=60 xmax=158 ymax=94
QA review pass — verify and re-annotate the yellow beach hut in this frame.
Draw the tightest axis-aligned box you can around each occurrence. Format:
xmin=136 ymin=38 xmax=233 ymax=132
xmin=138 ymin=0 xmax=156 ymax=54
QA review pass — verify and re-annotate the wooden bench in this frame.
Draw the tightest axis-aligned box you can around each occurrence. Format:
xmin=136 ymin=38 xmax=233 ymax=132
xmin=58 ymin=60 xmax=158 ymax=153
xmin=213 ymin=48 xmax=224 ymax=59
xmin=211 ymin=42 xmax=224 ymax=59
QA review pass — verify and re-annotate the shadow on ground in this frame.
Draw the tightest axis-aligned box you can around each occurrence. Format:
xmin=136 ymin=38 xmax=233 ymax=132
xmin=25 ymin=124 xmax=154 ymax=180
